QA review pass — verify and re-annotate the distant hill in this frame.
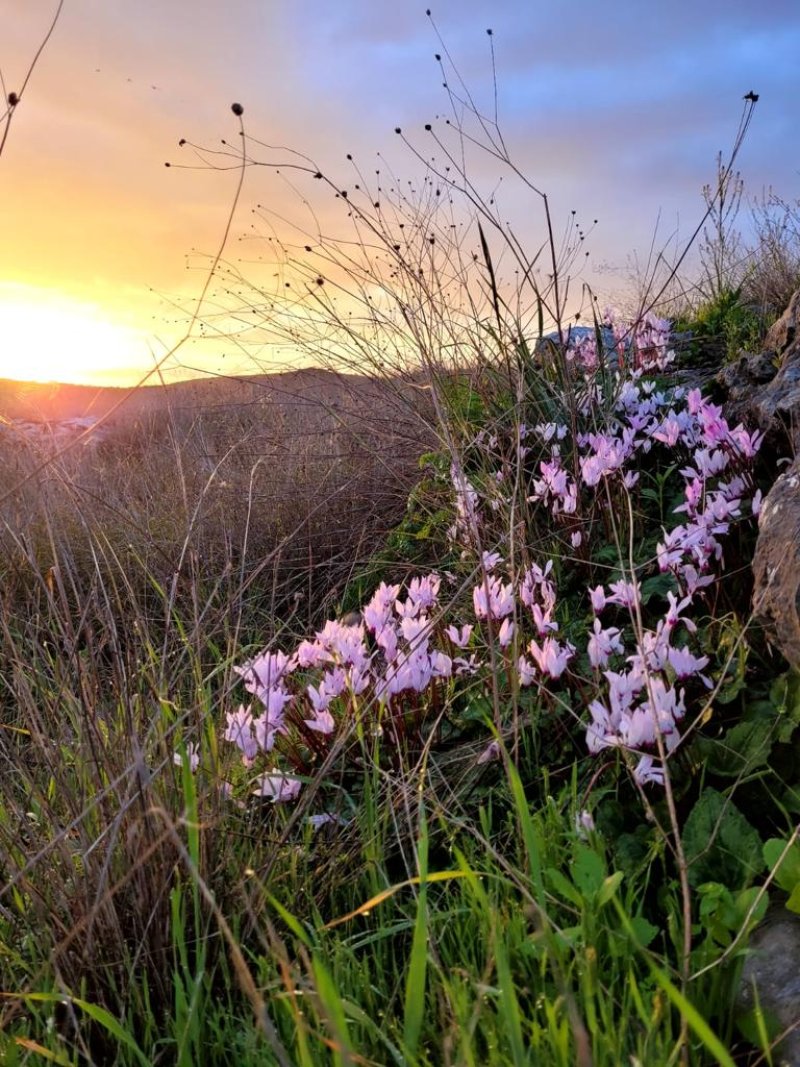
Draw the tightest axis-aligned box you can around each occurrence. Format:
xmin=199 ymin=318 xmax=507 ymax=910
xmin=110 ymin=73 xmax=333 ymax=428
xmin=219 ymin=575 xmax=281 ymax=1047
xmin=0 ymin=368 xmax=407 ymax=424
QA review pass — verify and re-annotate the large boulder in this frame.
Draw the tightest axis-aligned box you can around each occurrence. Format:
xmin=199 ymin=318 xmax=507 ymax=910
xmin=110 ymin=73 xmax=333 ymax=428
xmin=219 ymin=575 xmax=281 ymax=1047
xmin=717 ymin=287 xmax=800 ymax=452
xmin=738 ymin=905 xmax=800 ymax=1066
xmin=712 ymin=288 xmax=800 ymax=665
xmin=717 ymin=351 xmax=779 ymax=433
xmin=765 ymin=288 xmax=800 ymax=356
xmin=752 ymin=458 xmax=800 ymax=669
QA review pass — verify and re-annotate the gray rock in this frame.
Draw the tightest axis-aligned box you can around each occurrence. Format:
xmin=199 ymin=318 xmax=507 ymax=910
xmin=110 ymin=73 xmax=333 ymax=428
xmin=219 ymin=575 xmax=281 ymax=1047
xmin=716 ymin=288 xmax=800 ymax=452
xmin=716 ymin=351 xmax=779 ymax=432
xmin=738 ymin=905 xmax=800 ymax=1065
xmin=752 ymin=457 xmax=800 ymax=668
xmin=765 ymin=289 xmax=800 ymax=356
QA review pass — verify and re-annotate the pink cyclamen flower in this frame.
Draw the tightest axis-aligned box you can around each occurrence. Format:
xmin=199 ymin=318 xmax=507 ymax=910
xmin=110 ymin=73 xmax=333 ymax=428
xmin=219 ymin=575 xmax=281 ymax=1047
xmin=527 ymin=637 xmax=573 ymax=679
xmin=633 ymin=756 xmax=665 ymax=787
xmin=477 ymin=739 xmax=501 ymax=765
xmin=305 ymin=709 xmax=336 ymax=735
xmin=518 ymin=656 xmax=537 ymax=687
xmin=446 ymin=623 xmax=473 ymax=648
xmin=498 ymin=618 xmax=515 ymax=648
xmin=253 ymin=703 xmax=287 ymax=753
xmin=481 ymin=550 xmax=503 ymax=572
xmin=173 ymin=742 xmax=200 ymax=774
xmin=606 ymin=579 xmax=639 ymax=610
xmin=375 ymin=623 xmax=398 ymax=662
xmin=363 ymin=581 xmax=401 ymax=632
xmin=453 ymin=654 xmax=481 ymax=676
xmin=531 ymin=603 xmax=558 ymax=637
xmin=430 ymin=650 xmax=453 ymax=678
xmin=346 ymin=662 xmax=372 ymax=695
xmin=589 ymin=585 xmax=606 ymax=614
xmin=235 ymin=649 xmax=293 ymax=694
xmin=575 ymin=810 xmax=596 ymax=838
xmin=473 ymin=576 xmax=515 ymax=620
xmin=224 ymin=705 xmax=259 ymax=764
xmin=667 ymin=645 xmax=711 ymax=685
xmin=252 ymin=773 xmax=302 ymax=802
xmin=296 ymin=639 xmax=331 ymax=669
xmin=406 ymin=573 xmax=441 ymax=613
xmin=664 ymin=591 xmax=697 ymax=634
xmin=587 ymin=618 xmax=624 ymax=669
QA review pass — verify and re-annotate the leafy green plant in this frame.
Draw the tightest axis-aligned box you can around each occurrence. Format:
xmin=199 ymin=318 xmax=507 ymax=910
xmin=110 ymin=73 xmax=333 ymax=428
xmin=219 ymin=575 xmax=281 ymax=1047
xmin=691 ymin=286 xmax=766 ymax=362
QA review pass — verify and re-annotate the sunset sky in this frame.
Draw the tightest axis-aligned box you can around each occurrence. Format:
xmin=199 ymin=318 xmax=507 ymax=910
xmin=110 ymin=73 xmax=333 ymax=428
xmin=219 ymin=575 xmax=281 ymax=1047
xmin=1 ymin=0 xmax=798 ymax=386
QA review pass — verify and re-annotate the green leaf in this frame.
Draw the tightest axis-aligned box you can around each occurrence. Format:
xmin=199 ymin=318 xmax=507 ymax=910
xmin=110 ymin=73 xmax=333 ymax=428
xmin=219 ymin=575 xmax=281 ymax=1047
xmin=786 ymin=883 xmax=800 ymax=914
xmin=19 ymin=995 xmax=150 ymax=1067
xmin=629 ymin=915 xmax=659 ymax=947
xmin=695 ymin=719 xmax=773 ymax=777
xmin=571 ymin=845 xmax=605 ymax=898
xmin=683 ymin=788 xmax=765 ymax=889
xmin=545 ymin=867 xmax=583 ymax=908
xmin=613 ymin=827 xmax=653 ymax=876
xmin=770 ymin=669 xmax=800 ymax=741
xmin=640 ymin=573 xmax=676 ymax=605
xmin=403 ymin=813 xmax=429 ymax=1059
xmin=763 ymin=837 xmax=800 ymax=893
xmin=597 ymin=870 xmax=625 ymax=906
xmin=734 ymin=886 xmax=769 ymax=930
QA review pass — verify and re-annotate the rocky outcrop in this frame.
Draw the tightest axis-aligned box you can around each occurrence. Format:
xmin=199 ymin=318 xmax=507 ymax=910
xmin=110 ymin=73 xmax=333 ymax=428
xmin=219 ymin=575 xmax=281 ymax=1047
xmin=752 ymin=458 xmax=800 ymax=669
xmin=764 ymin=289 xmax=800 ymax=357
xmin=717 ymin=288 xmax=800 ymax=453
xmin=713 ymin=288 xmax=800 ymax=666
xmin=738 ymin=905 xmax=800 ymax=1066
xmin=717 ymin=351 xmax=779 ymax=435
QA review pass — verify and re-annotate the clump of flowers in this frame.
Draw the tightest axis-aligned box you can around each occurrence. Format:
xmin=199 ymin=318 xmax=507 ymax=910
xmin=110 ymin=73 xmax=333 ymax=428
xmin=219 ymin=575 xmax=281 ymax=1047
xmin=212 ymin=314 xmax=762 ymax=810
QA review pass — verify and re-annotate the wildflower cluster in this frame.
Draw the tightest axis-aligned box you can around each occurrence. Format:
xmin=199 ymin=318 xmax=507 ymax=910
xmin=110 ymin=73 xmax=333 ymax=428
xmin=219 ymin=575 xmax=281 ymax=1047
xmin=203 ymin=315 xmax=762 ymax=808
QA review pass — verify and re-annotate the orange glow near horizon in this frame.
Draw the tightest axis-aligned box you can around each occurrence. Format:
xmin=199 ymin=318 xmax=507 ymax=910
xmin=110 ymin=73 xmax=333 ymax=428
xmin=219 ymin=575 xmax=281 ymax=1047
xmin=0 ymin=287 xmax=155 ymax=387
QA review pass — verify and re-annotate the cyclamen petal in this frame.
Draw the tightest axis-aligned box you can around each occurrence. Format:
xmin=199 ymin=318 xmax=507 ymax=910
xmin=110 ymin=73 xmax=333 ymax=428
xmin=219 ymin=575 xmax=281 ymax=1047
xmin=589 ymin=585 xmax=606 ymax=613
xmin=606 ymin=579 xmax=639 ymax=610
xmin=498 ymin=618 xmax=515 ymax=648
xmin=224 ymin=705 xmax=259 ymax=763
xmin=296 ymin=639 xmax=331 ymax=668
xmin=633 ymin=756 xmax=665 ymax=787
xmin=305 ymin=709 xmax=336 ymax=735
xmin=587 ymin=618 xmax=624 ymax=668
xmin=235 ymin=650 xmax=293 ymax=693
xmin=252 ymin=773 xmax=302 ymax=802
xmin=473 ymin=577 xmax=515 ymax=620
xmin=481 ymin=551 xmax=503 ymax=572
xmin=518 ymin=656 xmax=537 ymax=687
xmin=173 ymin=742 xmax=200 ymax=774
xmin=254 ymin=710 xmax=286 ymax=753
xmin=429 ymin=650 xmax=453 ymax=678
xmin=528 ymin=637 xmax=573 ymax=679
xmin=477 ymin=739 xmax=501 ymax=765
xmin=454 ymin=654 xmax=481 ymax=676
xmin=667 ymin=645 xmax=711 ymax=683
xmin=446 ymin=623 xmax=473 ymax=648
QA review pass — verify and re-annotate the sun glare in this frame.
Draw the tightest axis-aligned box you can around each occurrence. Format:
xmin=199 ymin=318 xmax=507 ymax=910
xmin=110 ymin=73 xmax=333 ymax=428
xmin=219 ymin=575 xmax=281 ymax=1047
xmin=0 ymin=288 xmax=148 ymax=386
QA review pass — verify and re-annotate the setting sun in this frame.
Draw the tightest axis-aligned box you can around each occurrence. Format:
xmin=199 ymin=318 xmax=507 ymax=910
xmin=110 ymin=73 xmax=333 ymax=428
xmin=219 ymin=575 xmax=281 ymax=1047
xmin=0 ymin=286 xmax=148 ymax=386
